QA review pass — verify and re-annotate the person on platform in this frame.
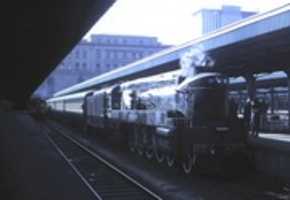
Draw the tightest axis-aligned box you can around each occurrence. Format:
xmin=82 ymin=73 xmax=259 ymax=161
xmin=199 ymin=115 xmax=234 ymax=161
xmin=260 ymin=99 xmax=269 ymax=130
xmin=251 ymin=98 xmax=263 ymax=137
xmin=228 ymin=98 xmax=238 ymax=122
xmin=244 ymin=98 xmax=252 ymax=133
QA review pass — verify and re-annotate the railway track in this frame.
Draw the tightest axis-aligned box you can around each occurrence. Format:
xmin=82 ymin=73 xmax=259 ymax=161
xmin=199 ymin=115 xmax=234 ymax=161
xmin=44 ymin=123 xmax=163 ymax=200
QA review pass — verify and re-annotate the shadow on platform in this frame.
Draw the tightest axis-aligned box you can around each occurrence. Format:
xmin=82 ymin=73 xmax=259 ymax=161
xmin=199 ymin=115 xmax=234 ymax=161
xmin=0 ymin=111 xmax=95 ymax=200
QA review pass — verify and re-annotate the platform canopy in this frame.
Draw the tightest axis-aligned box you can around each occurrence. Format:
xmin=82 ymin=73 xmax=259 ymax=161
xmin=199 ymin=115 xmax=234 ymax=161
xmin=55 ymin=4 xmax=290 ymax=97
xmin=1 ymin=0 xmax=115 ymax=108
xmin=229 ymin=71 xmax=288 ymax=90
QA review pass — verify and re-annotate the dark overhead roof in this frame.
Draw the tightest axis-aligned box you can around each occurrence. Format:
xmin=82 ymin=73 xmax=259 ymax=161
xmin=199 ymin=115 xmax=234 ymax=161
xmin=54 ymin=4 xmax=290 ymax=97
xmin=1 ymin=0 xmax=114 ymax=108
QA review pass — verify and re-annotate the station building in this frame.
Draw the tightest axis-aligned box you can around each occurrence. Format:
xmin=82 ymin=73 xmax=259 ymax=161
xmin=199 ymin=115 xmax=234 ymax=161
xmin=193 ymin=5 xmax=257 ymax=36
xmin=35 ymin=34 xmax=170 ymax=98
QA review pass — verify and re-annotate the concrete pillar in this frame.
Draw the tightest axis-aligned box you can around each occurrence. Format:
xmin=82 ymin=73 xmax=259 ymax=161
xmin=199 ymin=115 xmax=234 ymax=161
xmin=238 ymin=90 xmax=243 ymax=114
xmin=284 ymin=70 xmax=290 ymax=130
xmin=245 ymin=74 xmax=256 ymax=101
xmin=270 ymin=87 xmax=275 ymax=114
xmin=243 ymin=74 xmax=256 ymax=136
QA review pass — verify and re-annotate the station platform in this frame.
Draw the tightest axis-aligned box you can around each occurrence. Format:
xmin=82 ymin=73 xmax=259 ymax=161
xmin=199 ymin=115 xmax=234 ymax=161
xmin=246 ymin=132 xmax=290 ymax=181
xmin=249 ymin=133 xmax=290 ymax=152
xmin=0 ymin=111 xmax=95 ymax=200
xmin=260 ymin=133 xmax=290 ymax=143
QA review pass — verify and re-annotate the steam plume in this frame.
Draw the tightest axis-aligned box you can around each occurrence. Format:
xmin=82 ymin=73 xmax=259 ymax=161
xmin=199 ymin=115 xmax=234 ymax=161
xmin=179 ymin=46 xmax=215 ymax=78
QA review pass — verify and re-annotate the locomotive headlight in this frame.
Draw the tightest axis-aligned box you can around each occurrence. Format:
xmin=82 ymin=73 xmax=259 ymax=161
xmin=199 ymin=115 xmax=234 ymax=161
xmin=216 ymin=127 xmax=229 ymax=132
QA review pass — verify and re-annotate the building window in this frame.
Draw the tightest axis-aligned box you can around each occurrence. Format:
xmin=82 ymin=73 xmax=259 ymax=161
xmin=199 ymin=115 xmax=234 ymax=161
xmin=110 ymin=51 xmax=115 ymax=59
xmin=82 ymin=63 xmax=86 ymax=69
xmin=127 ymin=52 xmax=132 ymax=59
xmin=75 ymin=62 xmax=80 ymax=69
xmin=96 ymin=63 xmax=100 ymax=68
xmin=125 ymin=52 xmax=130 ymax=59
xmin=96 ymin=49 xmax=100 ymax=58
xmin=83 ymin=50 xmax=87 ymax=58
xmin=106 ymin=50 xmax=110 ymax=59
xmin=118 ymin=51 xmax=125 ymax=59
xmin=117 ymin=51 xmax=123 ymax=59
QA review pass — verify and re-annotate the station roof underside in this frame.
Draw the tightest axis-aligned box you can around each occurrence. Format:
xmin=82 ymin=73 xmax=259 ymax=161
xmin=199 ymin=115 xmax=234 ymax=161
xmin=229 ymin=71 xmax=288 ymax=90
xmin=55 ymin=4 xmax=290 ymax=97
xmin=1 ymin=0 xmax=114 ymax=107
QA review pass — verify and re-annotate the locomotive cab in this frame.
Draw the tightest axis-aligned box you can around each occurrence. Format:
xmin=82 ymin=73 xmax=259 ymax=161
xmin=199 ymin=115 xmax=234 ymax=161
xmin=175 ymin=73 xmax=243 ymax=155
xmin=176 ymin=73 xmax=227 ymax=126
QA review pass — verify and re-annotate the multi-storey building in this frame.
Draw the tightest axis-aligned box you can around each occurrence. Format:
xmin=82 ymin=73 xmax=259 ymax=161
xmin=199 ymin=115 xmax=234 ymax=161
xmin=35 ymin=34 xmax=170 ymax=98
xmin=193 ymin=5 xmax=257 ymax=36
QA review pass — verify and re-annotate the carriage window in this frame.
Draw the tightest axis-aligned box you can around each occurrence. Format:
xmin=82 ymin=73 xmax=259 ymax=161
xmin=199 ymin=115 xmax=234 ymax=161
xmin=136 ymin=99 xmax=147 ymax=110
xmin=111 ymin=86 xmax=122 ymax=109
xmin=141 ymin=99 xmax=155 ymax=110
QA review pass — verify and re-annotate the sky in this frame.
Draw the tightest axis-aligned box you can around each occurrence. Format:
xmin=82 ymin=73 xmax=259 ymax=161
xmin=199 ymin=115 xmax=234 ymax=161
xmin=85 ymin=0 xmax=290 ymax=45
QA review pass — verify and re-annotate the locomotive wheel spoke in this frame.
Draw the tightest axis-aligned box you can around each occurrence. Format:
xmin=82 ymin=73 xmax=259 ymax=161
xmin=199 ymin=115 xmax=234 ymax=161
xmin=155 ymin=151 xmax=164 ymax=163
xmin=129 ymin=146 xmax=135 ymax=152
xmin=152 ymin=134 xmax=164 ymax=163
xmin=137 ymin=145 xmax=144 ymax=155
xmin=166 ymin=135 xmax=176 ymax=167
xmin=129 ymin=126 xmax=139 ymax=153
xmin=136 ymin=126 xmax=144 ymax=156
xmin=182 ymin=153 xmax=194 ymax=174
xmin=166 ymin=153 xmax=175 ymax=167
xmin=182 ymin=151 xmax=198 ymax=174
xmin=128 ymin=132 xmax=136 ymax=152
xmin=145 ymin=149 xmax=154 ymax=159
xmin=144 ymin=128 xmax=153 ymax=159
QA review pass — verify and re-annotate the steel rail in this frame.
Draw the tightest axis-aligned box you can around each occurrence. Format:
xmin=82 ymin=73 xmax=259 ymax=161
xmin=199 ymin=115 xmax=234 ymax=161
xmin=46 ymin=123 xmax=163 ymax=200
xmin=45 ymin=129 xmax=103 ymax=200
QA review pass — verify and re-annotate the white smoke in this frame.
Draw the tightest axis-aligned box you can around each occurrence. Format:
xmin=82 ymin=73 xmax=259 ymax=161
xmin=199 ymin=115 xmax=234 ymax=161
xmin=179 ymin=46 xmax=214 ymax=78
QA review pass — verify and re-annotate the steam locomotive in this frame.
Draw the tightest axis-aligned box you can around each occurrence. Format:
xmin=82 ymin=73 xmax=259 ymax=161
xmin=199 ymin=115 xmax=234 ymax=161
xmin=47 ymin=70 xmax=246 ymax=174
